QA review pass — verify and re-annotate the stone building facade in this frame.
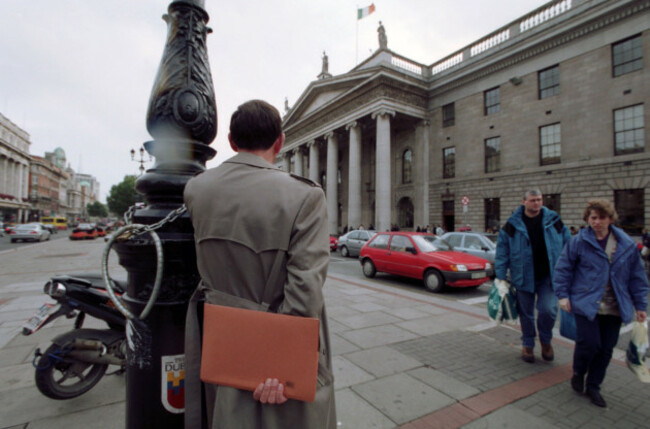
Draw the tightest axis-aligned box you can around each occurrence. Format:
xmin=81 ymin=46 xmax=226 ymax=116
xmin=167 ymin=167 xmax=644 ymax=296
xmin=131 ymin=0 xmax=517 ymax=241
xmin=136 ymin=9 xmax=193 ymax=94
xmin=0 ymin=112 xmax=31 ymax=223
xmin=280 ymin=0 xmax=650 ymax=235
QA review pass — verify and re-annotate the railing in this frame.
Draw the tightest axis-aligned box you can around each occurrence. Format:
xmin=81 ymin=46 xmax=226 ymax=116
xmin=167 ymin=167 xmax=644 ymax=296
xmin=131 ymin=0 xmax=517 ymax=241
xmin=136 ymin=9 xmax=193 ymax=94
xmin=428 ymin=0 xmax=574 ymax=76
xmin=431 ymin=52 xmax=464 ymax=75
xmin=520 ymin=0 xmax=572 ymax=33
xmin=391 ymin=55 xmax=424 ymax=75
xmin=470 ymin=29 xmax=511 ymax=57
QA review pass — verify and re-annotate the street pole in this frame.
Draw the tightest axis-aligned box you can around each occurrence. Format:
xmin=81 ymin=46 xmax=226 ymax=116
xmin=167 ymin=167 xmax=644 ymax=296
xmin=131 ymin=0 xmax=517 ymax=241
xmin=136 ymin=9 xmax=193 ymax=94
xmin=111 ymin=1 xmax=216 ymax=427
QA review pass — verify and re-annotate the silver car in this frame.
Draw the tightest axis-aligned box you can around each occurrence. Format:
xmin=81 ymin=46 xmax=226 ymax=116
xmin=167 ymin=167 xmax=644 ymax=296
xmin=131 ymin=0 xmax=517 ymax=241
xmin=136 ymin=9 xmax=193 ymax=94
xmin=338 ymin=229 xmax=376 ymax=258
xmin=10 ymin=223 xmax=51 ymax=243
xmin=441 ymin=231 xmax=497 ymax=264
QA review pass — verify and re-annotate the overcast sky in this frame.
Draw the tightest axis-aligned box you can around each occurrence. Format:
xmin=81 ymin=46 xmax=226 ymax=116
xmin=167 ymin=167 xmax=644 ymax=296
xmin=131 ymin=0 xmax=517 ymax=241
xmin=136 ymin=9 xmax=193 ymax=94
xmin=1 ymin=0 xmax=547 ymax=202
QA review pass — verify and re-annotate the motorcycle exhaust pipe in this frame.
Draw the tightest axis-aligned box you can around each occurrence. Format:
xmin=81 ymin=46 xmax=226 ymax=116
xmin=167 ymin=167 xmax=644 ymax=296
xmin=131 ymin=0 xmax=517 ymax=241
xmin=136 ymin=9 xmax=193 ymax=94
xmin=65 ymin=339 xmax=124 ymax=366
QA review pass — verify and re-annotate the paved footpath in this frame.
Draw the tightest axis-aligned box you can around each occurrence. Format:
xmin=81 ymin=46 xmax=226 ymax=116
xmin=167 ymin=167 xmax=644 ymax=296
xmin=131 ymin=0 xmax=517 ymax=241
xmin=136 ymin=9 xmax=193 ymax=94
xmin=1 ymin=239 xmax=650 ymax=428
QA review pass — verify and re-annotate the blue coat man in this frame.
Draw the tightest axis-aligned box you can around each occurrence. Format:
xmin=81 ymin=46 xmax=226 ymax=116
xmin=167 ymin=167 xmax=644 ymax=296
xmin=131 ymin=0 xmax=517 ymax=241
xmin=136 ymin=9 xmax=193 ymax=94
xmin=495 ymin=191 xmax=571 ymax=362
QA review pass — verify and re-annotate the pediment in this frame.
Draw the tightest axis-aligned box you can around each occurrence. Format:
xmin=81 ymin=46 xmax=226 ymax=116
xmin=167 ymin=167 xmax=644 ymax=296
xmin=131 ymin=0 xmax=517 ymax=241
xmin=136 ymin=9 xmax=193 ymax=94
xmin=283 ymin=71 xmax=375 ymax=128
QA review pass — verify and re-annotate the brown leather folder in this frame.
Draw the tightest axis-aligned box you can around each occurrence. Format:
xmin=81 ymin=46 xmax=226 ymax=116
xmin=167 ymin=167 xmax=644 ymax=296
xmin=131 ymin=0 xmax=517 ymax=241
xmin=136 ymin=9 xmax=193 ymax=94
xmin=200 ymin=303 xmax=320 ymax=402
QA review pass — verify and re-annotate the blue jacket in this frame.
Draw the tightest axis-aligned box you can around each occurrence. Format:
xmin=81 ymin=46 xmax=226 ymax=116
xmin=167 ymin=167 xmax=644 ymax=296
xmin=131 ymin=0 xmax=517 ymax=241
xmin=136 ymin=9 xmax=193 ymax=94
xmin=495 ymin=206 xmax=571 ymax=292
xmin=553 ymin=225 xmax=648 ymax=323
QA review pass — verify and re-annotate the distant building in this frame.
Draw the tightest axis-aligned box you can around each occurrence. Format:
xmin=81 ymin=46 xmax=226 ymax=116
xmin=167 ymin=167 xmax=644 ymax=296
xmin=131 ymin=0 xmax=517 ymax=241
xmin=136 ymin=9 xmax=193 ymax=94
xmin=0 ymin=112 xmax=31 ymax=223
xmin=29 ymin=155 xmax=69 ymax=220
xmin=280 ymin=0 xmax=649 ymax=235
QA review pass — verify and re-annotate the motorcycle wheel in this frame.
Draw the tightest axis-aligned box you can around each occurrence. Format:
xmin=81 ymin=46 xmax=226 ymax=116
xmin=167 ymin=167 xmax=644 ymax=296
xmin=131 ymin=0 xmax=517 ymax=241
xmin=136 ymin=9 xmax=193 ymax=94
xmin=35 ymin=343 xmax=108 ymax=400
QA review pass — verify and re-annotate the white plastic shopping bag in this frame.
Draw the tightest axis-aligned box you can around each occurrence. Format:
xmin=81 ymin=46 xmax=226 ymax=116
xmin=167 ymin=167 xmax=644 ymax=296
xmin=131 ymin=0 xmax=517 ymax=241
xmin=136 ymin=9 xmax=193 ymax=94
xmin=626 ymin=321 xmax=650 ymax=383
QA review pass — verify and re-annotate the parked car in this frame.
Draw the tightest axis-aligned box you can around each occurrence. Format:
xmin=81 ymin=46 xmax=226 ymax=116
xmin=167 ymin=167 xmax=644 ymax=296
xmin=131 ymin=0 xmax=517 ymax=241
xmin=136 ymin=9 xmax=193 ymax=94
xmin=31 ymin=222 xmax=57 ymax=235
xmin=338 ymin=229 xmax=377 ymax=258
xmin=10 ymin=224 xmax=51 ymax=243
xmin=3 ymin=223 xmax=15 ymax=234
xmin=329 ymin=235 xmax=338 ymax=252
xmin=95 ymin=226 xmax=107 ymax=238
xmin=359 ymin=232 xmax=492 ymax=293
xmin=69 ymin=223 xmax=98 ymax=240
xmin=441 ymin=231 xmax=498 ymax=264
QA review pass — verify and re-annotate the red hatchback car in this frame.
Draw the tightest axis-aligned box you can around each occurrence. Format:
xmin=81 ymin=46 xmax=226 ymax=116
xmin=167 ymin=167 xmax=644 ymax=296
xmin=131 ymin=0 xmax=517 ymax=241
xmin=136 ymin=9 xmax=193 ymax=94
xmin=359 ymin=232 xmax=492 ymax=293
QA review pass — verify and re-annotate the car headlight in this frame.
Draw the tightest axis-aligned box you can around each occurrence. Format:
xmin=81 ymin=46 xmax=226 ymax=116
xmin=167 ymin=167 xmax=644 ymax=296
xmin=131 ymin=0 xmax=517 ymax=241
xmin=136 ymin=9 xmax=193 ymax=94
xmin=451 ymin=264 xmax=468 ymax=272
xmin=485 ymin=263 xmax=492 ymax=270
xmin=44 ymin=281 xmax=66 ymax=298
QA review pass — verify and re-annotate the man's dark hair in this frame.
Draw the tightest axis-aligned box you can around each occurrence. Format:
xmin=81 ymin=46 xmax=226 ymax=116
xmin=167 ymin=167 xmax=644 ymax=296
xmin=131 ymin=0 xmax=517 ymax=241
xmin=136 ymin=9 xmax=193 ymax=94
xmin=229 ymin=100 xmax=282 ymax=151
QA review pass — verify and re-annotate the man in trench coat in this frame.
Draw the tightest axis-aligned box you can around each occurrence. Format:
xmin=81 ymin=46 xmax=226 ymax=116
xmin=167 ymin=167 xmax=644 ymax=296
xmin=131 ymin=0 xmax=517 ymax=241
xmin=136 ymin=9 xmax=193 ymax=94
xmin=183 ymin=99 xmax=336 ymax=429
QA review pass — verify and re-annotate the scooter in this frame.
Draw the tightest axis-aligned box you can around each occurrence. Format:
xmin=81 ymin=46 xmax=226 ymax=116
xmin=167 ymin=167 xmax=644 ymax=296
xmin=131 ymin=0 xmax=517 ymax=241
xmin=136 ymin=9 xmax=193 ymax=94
xmin=22 ymin=273 xmax=127 ymax=400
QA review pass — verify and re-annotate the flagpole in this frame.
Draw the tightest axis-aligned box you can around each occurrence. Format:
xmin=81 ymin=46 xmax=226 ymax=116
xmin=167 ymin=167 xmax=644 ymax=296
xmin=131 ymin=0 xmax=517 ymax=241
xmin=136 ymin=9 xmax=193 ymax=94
xmin=355 ymin=5 xmax=359 ymax=65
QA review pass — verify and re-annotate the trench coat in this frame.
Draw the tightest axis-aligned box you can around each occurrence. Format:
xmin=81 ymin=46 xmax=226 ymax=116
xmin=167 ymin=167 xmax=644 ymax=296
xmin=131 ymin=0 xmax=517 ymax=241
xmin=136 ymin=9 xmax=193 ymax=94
xmin=183 ymin=152 xmax=336 ymax=429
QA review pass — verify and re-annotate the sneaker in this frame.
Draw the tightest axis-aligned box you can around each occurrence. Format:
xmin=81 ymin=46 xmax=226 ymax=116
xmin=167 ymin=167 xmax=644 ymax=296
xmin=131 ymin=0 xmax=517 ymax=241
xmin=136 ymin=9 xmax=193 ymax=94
xmin=571 ymin=374 xmax=584 ymax=393
xmin=541 ymin=343 xmax=554 ymax=361
xmin=522 ymin=347 xmax=535 ymax=363
xmin=587 ymin=389 xmax=607 ymax=407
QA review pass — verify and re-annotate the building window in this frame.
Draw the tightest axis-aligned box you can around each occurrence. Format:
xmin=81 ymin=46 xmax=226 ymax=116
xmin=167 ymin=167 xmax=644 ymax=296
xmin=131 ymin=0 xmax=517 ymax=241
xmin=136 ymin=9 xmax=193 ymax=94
xmin=402 ymin=149 xmax=412 ymax=184
xmin=543 ymin=193 xmax=561 ymax=215
xmin=443 ymin=147 xmax=455 ymax=178
xmin=484 ymin=136 xmax=500 ymax=173
xmin=614 ymin=104 xmax=644 ymax=155
xmin=442 ymin=103 xmax=455 ymax=127
xmin=484 ymin=198 xmax=500 ymax=232
xmin=538 ymin=65 xmax=559 ymax=99
xmin=612 ymin=34 xmax=642 ymax=77
xmin=540 ymin=123 xmax=561 ymax=165
xmin=484 ymin=87 xmax=500 ymax=115
xmin=615 ymin=189 xmax=644 ymax=235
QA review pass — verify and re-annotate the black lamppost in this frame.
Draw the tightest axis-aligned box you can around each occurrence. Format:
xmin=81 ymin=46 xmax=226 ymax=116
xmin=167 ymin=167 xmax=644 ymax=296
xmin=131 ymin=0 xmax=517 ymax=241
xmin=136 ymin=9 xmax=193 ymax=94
xmin=130 ymin=146 xmax=152 ymax=176
xmin=110 ymin=1 xmax=216 ymax=427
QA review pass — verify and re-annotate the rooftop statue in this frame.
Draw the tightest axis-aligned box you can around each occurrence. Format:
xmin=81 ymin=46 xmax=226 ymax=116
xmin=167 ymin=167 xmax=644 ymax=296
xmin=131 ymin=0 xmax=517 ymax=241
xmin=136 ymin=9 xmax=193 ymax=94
xmin=378 ymin=21 xmax=387 ymax=50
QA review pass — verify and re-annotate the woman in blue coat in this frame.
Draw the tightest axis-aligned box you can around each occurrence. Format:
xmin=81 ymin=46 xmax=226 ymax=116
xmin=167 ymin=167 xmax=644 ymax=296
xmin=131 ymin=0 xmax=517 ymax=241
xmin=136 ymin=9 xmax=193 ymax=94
xmin=554 ymin=199 xmax=648 ymax=408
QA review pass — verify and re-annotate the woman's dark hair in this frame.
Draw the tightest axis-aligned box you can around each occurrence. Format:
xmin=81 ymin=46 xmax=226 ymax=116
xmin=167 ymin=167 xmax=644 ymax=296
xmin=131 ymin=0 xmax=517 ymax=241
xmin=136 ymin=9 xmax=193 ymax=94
xmin=229 ymin=100 xmax=282 ymax=150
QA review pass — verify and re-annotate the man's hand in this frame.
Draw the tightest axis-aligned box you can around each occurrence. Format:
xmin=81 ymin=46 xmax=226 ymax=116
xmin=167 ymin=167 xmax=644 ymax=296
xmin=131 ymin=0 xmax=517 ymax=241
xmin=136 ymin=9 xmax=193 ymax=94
xmin=558 ymin=298 xmax=571 ymax=313
xmin=636 ymin=310 xmax=647 ymax=323
xmin=253 ymin=378 xmax=288 ymax=405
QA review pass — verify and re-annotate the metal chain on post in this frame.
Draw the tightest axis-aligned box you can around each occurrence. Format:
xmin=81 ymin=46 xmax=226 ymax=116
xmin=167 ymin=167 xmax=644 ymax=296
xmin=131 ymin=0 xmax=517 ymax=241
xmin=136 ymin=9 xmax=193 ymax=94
xmin=101 ymin=204 xmax=188 ymax=320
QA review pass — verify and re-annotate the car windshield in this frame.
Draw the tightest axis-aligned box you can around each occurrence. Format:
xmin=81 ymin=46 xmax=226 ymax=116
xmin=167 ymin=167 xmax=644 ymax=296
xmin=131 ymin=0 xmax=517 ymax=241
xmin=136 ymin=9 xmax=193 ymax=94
xmin=412 ymin=235 xmax=452 ymax=252
xmin=16 ymin=225 xmax=38 ymax=231
xmin=484 ymin=234 xmax=498 ymax=245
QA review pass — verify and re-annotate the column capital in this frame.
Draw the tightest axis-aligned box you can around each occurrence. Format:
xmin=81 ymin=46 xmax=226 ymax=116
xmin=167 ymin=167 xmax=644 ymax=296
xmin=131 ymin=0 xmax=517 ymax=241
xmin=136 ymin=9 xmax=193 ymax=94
xmin=420 ymin=119 xmax=431 ymax=127
xmin=371 ymin=109 xmax=396 ymax=120
xmin=345 ymin=121 xmax=358 ymax=131
xmin=293 ymin=146 xmax=302 ymax=155
xmin=306 ymin=139 xmax=318 ymax=148
xmin=324 ymin=131 xmax=337 ymax=140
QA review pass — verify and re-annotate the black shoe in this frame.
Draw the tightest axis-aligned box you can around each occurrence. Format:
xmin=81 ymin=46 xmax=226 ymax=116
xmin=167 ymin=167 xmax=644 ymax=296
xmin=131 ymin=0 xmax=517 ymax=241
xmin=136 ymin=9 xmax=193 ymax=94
xmin=571 ymin=374 xmax=584 ymax=393
xmin=587 ymin=389 xmax=607 ymax=408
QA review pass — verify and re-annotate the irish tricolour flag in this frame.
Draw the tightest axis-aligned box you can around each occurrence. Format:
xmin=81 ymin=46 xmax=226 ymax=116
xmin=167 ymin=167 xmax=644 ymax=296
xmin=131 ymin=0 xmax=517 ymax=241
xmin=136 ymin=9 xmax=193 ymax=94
xmin=357 ymin=3 xmax=376 ymax=20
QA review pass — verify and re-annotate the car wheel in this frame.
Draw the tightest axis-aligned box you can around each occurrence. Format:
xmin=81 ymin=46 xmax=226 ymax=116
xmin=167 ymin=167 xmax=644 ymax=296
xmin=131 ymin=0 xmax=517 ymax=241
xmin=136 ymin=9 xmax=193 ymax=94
xmin=340 ymin=246 xmax=349 ymax=258
xmin=423 ymin=269 xmax=445 ymax=293
xmin=362 ymin=259 xmax=376 ymax=278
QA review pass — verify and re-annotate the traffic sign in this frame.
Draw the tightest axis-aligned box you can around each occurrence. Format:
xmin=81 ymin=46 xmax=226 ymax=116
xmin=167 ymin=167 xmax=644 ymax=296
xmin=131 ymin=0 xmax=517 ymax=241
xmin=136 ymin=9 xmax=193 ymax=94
xmin=461 ymin=195 xmax=470 ymax=206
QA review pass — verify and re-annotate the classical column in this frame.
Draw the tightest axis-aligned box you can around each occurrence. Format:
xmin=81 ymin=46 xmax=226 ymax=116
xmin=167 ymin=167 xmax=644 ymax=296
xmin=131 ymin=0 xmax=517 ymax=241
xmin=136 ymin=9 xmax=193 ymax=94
xmin=282 ymin=152 xmax=290 ymax=172
xmin=372 ymin=110 xmax=395 ymax=232
xmin=1 ymin=157 xmax=7 ymax=193
xmin=346 ymin=121 xmax=362 ymax=229
xmin=293 ymin=147 xmax=303 ymax=177
xmin=23 ymin=164 xmax=29 ymax=201
xmin=419 ymin=120 xmax=430 ymax=227
xmin=16 ymin=163 xmax=23 ymax=204
xmin=326 ymin=132 xmax=339 ymax=235
xmin=308 ymin=140 xmax=319 ymax=183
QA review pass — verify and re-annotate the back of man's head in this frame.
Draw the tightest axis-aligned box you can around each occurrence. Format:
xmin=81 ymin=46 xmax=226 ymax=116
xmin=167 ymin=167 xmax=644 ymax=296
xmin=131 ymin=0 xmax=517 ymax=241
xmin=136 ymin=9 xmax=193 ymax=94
xmin=229 ymin=100 xmax=282 ymax=151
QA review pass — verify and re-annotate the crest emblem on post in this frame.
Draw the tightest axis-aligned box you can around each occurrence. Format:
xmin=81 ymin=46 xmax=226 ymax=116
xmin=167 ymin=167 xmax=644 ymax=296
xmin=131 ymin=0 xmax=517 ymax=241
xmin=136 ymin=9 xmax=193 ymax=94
xmin=161 ymin=354 xmax=185 ymax=413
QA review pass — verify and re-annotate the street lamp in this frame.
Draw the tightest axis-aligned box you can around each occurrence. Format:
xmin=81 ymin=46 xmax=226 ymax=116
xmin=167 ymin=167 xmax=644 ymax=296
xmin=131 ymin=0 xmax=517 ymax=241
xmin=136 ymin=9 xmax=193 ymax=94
xmin=130 ymin=146 xmax=152 ymax=176
xmin=110 ymin=1 xmax=217 ymax=427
